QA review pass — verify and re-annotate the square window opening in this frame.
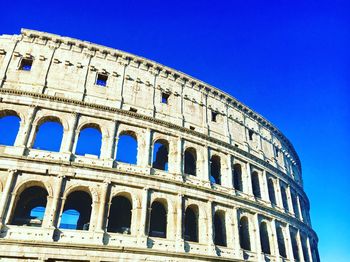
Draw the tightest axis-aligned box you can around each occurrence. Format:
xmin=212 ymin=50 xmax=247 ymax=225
xmin=190 ymin=126 xmax=195 ymax=131
xmin=19 ymin=58 xmax=33 ymax=71
xmin=248 ymin=130 xmax=254 ymax=141
xmin=161 ymin=93 xmax=170 ymax=104
xmin=96 ymin=73 xmax=108 ymax=86
xmin=211 ymin=111 xmax=218 ymax=122
xmin=129 ymin=107 xmax=137 ymax=113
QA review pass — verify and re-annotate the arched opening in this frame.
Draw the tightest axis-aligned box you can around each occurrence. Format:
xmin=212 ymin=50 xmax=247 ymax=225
xmin=0 ymin=111 xmax=21 ymax=146
xmin=149 ymin=201 xmax=167 ymax=238
xmin=268 ymin=178 xmax=277 ymax=205
xmin=233 ymin=163 xmax=243 ymax=191
xmin=214 ymin=211 xmax=226 ymax=246
xmin=301 ymin=235 xmax=310 ymax=262
xmin=11 ymin=185 xmax=48 ymax=227
xmin=184 ymin=147 xmax=196 ymax=176
xmin=59 ymin=191 xmax=92 ymax=230
xmin=239 ymin=216 xmax=251 ymax=250
xmin=281 ymin=186 xmax=289 ymax=211
xmin=291 ymin=191 xmax=300 ymax=218
xmin=116 ymin=132 xmax=138 ymax=165
xmin=251 ymin=171 xmax=261 ymax=198
xmin=290 ymin=230 xmax=300 ymax=261
xmin=75 ymin=125 xmax=102 ymax=157
xmin=152 ymin=139 xmax=169 ymax=171
xmin=107 ymin=195 xmax=132 ymax=234
xmin=33 ymin=117 xmax=63 ymax=152
xmin=276 ymin=225 xmax=287 ymax=258
xmin=184 ymin=205 xmax=198 ymax=242
xmin=210 ymin=155 xmax=221 ymax=185
xmin=260 ymin=222 xmax=271 ymax=254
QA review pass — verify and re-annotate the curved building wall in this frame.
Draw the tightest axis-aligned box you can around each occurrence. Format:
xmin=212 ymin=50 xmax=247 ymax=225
xmin=0 ymin=29 xmax=319 ymax=262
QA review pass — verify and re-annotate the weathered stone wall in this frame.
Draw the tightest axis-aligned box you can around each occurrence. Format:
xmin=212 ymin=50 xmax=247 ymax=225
xmin=0 ymin=29 xmax=319 ymax=262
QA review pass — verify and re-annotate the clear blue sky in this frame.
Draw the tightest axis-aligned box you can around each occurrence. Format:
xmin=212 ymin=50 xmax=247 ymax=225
xmin=1 ymin=1 xmax=349 ymax=261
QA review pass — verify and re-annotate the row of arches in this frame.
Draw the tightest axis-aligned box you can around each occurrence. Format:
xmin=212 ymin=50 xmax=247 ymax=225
xmin=0 ymin=111 xmax=308 ymax=222
xmin=8 ymin=183 xmax=313 ymax=259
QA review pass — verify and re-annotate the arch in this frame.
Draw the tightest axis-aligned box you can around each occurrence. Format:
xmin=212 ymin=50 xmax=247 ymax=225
xmin=301 ymin=235 xmax=311 ymax=262
xmin=116 ymin=131 xmax=138 ymax=165
xmin=184 ymin=205 xmax=198 ymax=242
xmin=214 ymin=210 xmax=226 ymax=246
xmin=259 ymin=221 xmax=271 ymax=254
xmin=291 ymin=191 xmax=300 ymax=218
xmin=10 ymin=185 xmax=48 ymax=226
xmin=0 ymin=110 xmax=21 ymax=146
xmin=184 ymin=147 xmax=197 ymax=176
xmin=107 ymin=195 xmax=132 ymax=234
xmin=239 ymin=216 xmax=251 ymax=250
xmin=268 ymin=178 xmax=277 ymax=205
xmin=251 ymin=171 xmax=261 ymax=198
xmin=233 ymin=163 xmax=243 ymax=191
xmin=276 ymin=225 xmax=287 ymax=258
xmin=59 ymin=190 xmax=92 ymax=230
xmin=290 ymin=230 xmax=300 ymax=261
xmin=210 ymin=155 xmax=221 ymax=185
xmin=75 ymin=124 xmax=102 ymax=157
xmin=281 ymin=185 xmax=289 ymax=211
xmin=32 ymin=116 xmax=63 ymax=152
xmin=152 ymin=139 xmax=169 ymax=171
xmin=149 ymin=200 xmax=167 ymax=238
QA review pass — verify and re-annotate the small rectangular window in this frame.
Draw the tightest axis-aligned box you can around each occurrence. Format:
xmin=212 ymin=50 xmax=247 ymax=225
xmin=275 ymin=147 xmax=279 ymax=157
xmin=19 ymin=58 xmax=33 ymax=71
xmin=161 ymin=93 xmax=170 ymax=104
xmin=211 ymin=111 xmax=218 ymax=122
xmin=96 ymin=73 xmax=108 ymax=86
xmin=129 ymin=107 xmax=137 ymax=113
xmin=190 ymin=126 xmax=195 ymax=130
xmin=248 ymin=130 xmax=254 ymax=140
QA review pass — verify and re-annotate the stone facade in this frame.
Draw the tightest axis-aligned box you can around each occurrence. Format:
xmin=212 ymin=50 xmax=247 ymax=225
xmin=0 ymin=29 xmax=319 ymax=262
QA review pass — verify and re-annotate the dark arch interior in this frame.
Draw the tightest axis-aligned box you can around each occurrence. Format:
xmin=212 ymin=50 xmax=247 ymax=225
xmin=116 ymin=133 xmax=138 ymax=165
xmin=233 ymin=163 xmax=243 ymax=191
xmin=152 ymin=140 xmax=169 ymax=171
xmin=75 ymin=126 xmax=102 ymax=157
xmin=11 ymin=186 xmax=48 ymax=227
xmin=268 ymin=178 xmax=277 ymax=205
xmin=281 ymin=186 xmax=289 ymax=211
xmin=33 ymin=119 xmax=63 ymax=152
xmin=290 ymin=230 xmax=300 ymax=260
xmin=107 ymin=195 xmax=132 ymax=234
xmin=251 ymin=172 xmax=261 ymax=198
xmin=149 ymin=201 xmax=167 ymax=238
xmin=0 ymin=114 xmax=21 ymax=146
xmin=277 ymin=226 xmax=287 ymax=258
xmin=214 ymin=211 xmax=226 ymax=246
xmin=184 ymin=206 xmax=198 ymax=242
xmin=59 ymin=191 xmax=92 ymax=230
xmin=301 ymin=235 xmax=311 ymax=262
xmin=184 ymin=148 xmax=196 ymax=176
xmin=239 ymin=217 xmax=251 ymax=250
xmin=210 ymin=155 xmax=221 ymax=185
xmin=260 ymin=222 xmax=271 ymax=254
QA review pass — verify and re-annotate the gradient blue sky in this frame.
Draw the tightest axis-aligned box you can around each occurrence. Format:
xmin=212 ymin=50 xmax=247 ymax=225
xmin=1 ymin=1 xmax=349 ymax=261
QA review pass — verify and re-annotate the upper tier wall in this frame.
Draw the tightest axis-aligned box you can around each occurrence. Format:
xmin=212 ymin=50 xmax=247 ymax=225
xmin=0 ymin=28 xmax=302 ymax=182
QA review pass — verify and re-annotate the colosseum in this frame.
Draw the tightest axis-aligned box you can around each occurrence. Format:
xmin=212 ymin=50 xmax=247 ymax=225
xmin=0 ymin=29 xmax=319 ymax=262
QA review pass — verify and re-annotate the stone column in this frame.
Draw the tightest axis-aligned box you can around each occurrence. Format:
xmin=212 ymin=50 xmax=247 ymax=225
xmin=285 ymin=226 xmax=295 ymax=261
xmin=139 ymin=188 xmax=149 ymax=237
xmin=60 ymin=113 xmax=79 ymax=153
xmin=175 ymin=194 xmax=184 ymax=251
xmin=286 ymin=186 xmax=293 ymax=214
xmin=270 ymin=219 xmax=280 ymax=257
xmin=44 ymin=175 xmax=64 ymax=228
xmin=139 ymin=129 xmax=152 ymax=167
xmin=231 ymin=208 xmax=240 ymax=257
xmin=201 ymin=146 xmax=210 ymax=183
xmin=206 ymin=201 xmax=215 ymax=254
xmin=253 ymin=214 xmax=262 ymax=255
xmin=245 ymin=163 xmax=253 ymax=195
xmin=275 ymin=179 xmax=284 ymax=209
xmin=224 ymin=154 xmax=233 ymax=188
xmin=169 ymin=137 xmax=183 ymax=177
xmin=296 ymin=230 xmax=305 ymax=262
xmin=14 ymin=106 xmax=37 ymax=148
xmin=306 ymin=236 xmax=314 ymax=262
xmin=0 ymin=169 xmax=17 ymax=228
xmin=261 ymin=170 xmax=269 ymax=202
xmin=96 ymin=181 xmax=109 ymax=232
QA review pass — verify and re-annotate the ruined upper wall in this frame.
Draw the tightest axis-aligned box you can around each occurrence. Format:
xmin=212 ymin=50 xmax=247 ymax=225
xmin=0 ymin=28 xmax=302 ymax=180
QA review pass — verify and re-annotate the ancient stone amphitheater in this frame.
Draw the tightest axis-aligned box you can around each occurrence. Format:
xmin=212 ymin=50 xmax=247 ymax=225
xmin=0 ymin=29 xmax=319 ymax=262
